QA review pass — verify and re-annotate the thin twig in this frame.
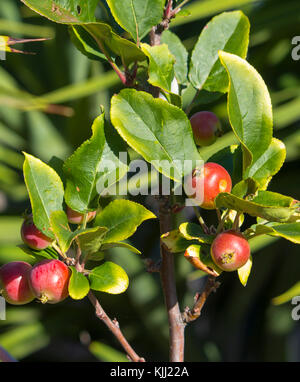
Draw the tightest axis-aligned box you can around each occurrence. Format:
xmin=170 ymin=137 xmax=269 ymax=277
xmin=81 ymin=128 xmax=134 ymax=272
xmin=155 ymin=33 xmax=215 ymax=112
xmin=88 ymin=291 xmax=145 ymax=362
xmin=182 ymin=277 xmax=220 ymax=323
xmin=192 ymin=206 xmax=209 ymax=234
xmin=172 ymin=0 xmax=191 ymax=16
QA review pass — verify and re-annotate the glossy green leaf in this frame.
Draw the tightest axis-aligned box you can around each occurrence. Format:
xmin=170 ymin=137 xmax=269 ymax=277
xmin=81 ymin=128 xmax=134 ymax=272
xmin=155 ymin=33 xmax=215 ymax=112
xmin=245 ymin=138 xmax=286 ymax=190
xmin=68 ymin=266 xmax=90 ymax=300
xmin=216 ymin=192 xmax=297 ymax=223
xmin=272 ymin=282 xmax=300 ymax=305
xmin=18 ymin=245 xmax=59 ymax=262
xmin=106 ymin=0 xmax=165 ymax=42
xmin=89 ymin=341 xmax=129 ymax=362
xmin=70 ymin=23 xmax=146 ymax=66
xmin=253 ymin=222 xmax=300 ymax=244
xmin=23 ymin=153 xmax=64 ymax=239
xmin=96 ymin=121 xmax=128 ymax=197
xmin=50 ymin=210 xmax=79 ymax=253
xmin=179 ymin=222 xmax=214 ymax=244
xmin=189 ymin=11 xmax=250 ymax=93
xmin=101 ymin=242 xmax=141 ymax=255
xmin=141 ymin=43 xmax=175 ymax=92
xmin=63 ymin=114 xmax=105 ymax=213
xmin=161 ymin=229 xmax=194 ymax=253
xmin=237 ymin=255 xmax=252 ymax=286
xmin=89 ymin=261 xmax=129 ymax=294
xmin=110 ymin=89 xmax=201 ymax=182
xmin=161 ymin=30 xmax=188 ymax=85
xmin=20 ymin=0 xmax=98 ymax=23
xmin=219 ymin=51 xmax=273 ymax=172
xmin=94 ymin=199 xmax=156 ymax=243
xmin=184 ymin=244 xmax=222 ymax=276
xmin=77 ymin=226 xmax=108 ymax=255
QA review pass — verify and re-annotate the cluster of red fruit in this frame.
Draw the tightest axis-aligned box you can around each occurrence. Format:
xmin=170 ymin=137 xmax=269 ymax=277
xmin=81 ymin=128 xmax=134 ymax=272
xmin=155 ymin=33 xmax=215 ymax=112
xmin=187 ymin=111 xmax=250 ymax=272
xmin=0 ymin=208 xmax=96 ymax=305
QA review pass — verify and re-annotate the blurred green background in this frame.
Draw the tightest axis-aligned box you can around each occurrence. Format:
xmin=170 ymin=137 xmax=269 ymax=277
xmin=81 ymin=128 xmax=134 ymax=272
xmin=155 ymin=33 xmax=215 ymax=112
xmin=0 ymin=0 xmax=300 ymax=362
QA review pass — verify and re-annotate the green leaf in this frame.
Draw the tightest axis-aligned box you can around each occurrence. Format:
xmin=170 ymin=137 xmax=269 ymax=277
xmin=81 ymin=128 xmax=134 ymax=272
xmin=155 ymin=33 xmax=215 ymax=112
xmin=68 ymin=266 xmax=90 ymax=300
xmin=141 ymin=43 xmax=175 ymax=92
xmin=63 ymin=114 xmax=105 ymax=213
xmin=20 ymin=0 xmax=98 ymax=23
xmin=189 ymin=11 xmax=250 ymax=93
xmin=23 ymin=153 xmax=64 ymax=239
xmin=237 ymin=255 xmax=252 ymax=286
xmin=245 ymin=138 xmax=286 ymax=190
xmin=96 ymin=121 xmax=128 ymax=197
xmin=50 ymin=210 xmax=107 ymax=254
xmin=94 ymin=199 xmax=156 ymax=243
xmin=179 ymin=222 xmax=214 ymax=244
xmin=89 ymin=261 xmax=129 ymax=294
xmin=101 ymin=242 xmax=141 ymax=255
xmin=219 ymin=51 xmax=273 ymax=172
xmin=89 ymin=341 xmax=129 ymax=362
xmin=184 ymin=244 xmax=222 ymax=276
xmin=161 ymin=30 xmax=188 ymax=85
xmin=18 ymin=245 xmax=59 ymax=261
xmin=77 ymin=226 xmax=108 ymax=255
xmin=70 ymin=23 xmax=146 ymax=66
xmin=110 ymin=89 xmax=201 ymax=182
xmin=253 ymin=222 xmax=300 ymax=244
xmin=272 ymin=282 xmax=300 ymax=305
xmin=161 ymin=229 xmax=195 ymax=253
xmin=106 ymin=0 xmax=165 ymax=42
xmin=215 ymin=192 xmax=297 ymax=223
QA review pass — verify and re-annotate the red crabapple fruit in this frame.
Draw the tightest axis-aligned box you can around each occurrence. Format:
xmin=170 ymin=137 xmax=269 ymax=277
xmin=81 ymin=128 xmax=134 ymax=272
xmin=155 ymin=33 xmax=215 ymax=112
xmin=21 ymin=218 xmax=53 ymax=250
xmin=190 ymin=111 xmax=222 ymax=146
xmin=66 ymin=206 xmax=97 ymax=225
xmin=29 ymin=259 xmax=70 ymax=304
xmin=211 ymin=230 xmax=250 ymax=271
xmin=0 ymin=261 xmax=35 ymax=305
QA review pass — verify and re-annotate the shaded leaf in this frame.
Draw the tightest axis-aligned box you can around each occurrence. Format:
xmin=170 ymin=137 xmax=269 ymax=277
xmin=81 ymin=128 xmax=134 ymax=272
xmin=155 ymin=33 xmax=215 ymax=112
xmin=189 ymin=11 xmax=250 ymax=92
xmin=63 ymin=113 xmax=105 ymax=213
xmin=23 ymin=153 xmax=64 ymax=239
xmin=106 ymin=0 xmax=165 ymax=42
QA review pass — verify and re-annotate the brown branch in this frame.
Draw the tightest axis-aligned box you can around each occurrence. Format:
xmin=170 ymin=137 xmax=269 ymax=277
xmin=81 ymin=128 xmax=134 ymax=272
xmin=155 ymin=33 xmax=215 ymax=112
xmin=159 ymin=197 xmax=185 ymax=362
xmin=182 ymin=277 xmax=220 ymax=323
xmin=0 ymin=346 xmax=17 ymax=362
xmin=87 ymin=291 xmax=145 ymax=362
xmin=148 ymin=0 xmax=186 ymax=362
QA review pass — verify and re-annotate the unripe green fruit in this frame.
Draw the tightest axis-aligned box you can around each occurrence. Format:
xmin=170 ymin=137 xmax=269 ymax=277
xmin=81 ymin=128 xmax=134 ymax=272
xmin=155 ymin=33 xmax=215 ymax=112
xmin=190 ymin=111 xmax=222 ymax=147
xmin=211 ymin=230 xmax=250 ymax=272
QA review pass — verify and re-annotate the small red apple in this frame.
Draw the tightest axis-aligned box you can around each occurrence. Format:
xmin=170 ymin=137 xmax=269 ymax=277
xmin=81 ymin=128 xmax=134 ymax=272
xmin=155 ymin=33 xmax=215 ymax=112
xmin=190 ymin=111 xmax=222 ymax=146
xmin=21 ymin=218 xmax=53 ymax=251
xmin=186 ymin=162 xmax=232 ymax=209
xmin=66 ymin=206 xmax=97 ymax=225
xmin=0 ymin=261 xmax=35 ymax=305
xmin=211 ymin=230 xmax=250 ymax=271
xmin=29 ymin=259 xmax=70 ymax=304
